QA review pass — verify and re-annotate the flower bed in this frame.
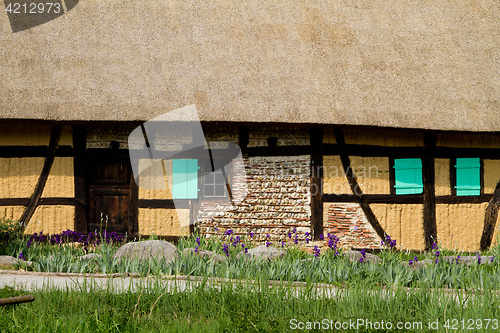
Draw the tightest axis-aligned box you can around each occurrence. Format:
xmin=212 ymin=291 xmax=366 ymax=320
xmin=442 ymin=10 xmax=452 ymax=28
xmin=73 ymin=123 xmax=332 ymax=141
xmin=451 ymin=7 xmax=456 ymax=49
xmin=2 ymin=219 xmax=500 ymax=290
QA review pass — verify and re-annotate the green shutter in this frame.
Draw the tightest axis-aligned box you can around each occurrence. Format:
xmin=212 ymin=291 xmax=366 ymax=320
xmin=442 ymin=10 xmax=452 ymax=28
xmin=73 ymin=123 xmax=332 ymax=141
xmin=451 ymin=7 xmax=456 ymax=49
xmin=455 ymin=158 xmax=480 ymax=196
xmin=172 ymin=159 xmax=198 ymax=199
xmin=394 ymin=158 xmax=423 ymax=195
xmin=186 ymin=159 xmax=198 ymax=199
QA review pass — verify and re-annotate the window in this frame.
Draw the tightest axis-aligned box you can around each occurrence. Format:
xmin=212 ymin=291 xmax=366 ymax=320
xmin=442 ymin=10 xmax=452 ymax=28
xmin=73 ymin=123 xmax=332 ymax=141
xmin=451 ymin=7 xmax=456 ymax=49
xmin=393 ymin=158 xmax=423 ymax=195
xmin=455 ymin=158 xmax=481 ymax=196
xmin=204 ymin=169 xmax=227 ymax=198
xmin=172 ymin=159 xmax=198 ymax=199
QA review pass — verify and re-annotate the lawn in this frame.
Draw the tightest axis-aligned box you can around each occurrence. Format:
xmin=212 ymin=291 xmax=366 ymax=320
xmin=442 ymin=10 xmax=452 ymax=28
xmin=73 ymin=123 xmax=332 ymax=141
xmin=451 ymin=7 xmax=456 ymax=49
xmin=2 ymin=218 xmax=500 ymax=332
xmin=1 ymin=278 xmax=499 ymax=332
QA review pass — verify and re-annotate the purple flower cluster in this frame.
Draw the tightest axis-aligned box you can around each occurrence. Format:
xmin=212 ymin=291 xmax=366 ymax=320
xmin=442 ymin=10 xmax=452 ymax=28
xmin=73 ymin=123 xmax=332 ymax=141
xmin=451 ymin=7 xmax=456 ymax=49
xmin=313 ymin=245 xmax=320 ymax=258
xmin=409 ymin=256 xmax=418 ymax=266
xmin=224 ymin=229 xmax=234 ymax=236
xmin=381 ymin=235 xmax=396 ymax=249
xmin=432 ymin=243 xmax=440 ymax=264
xmin=327 ymin=233 xmax=340 ymax=256
xmin=232 ymin=236 xmax=241 ymax=247
xmin=18 ymin=252 xmax=26 ymax=261
xmin=359 ymin=249 xmax=366 ymax=263
xmin=476 ymin=252 xmax=481 ymax=264
xmin=26 ymin=229 xmax=125 ymax=249
xmin=222 ymin=244 xmax=229 ymax=257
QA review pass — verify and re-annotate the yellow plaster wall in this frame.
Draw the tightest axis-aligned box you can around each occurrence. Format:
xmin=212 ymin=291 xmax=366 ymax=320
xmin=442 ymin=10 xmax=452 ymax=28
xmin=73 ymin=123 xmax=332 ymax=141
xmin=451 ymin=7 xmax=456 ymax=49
xmin=0 ymin=206 xmax=24 ymax=222
xmin=484 ymin=159 xmax=500 ymax=194
xmin=323 ymin=156 xmax=389 ymax=194
xmin=435 ymin=159 xmax=451 ymax=196
xmin=343 ymin=128 xmax=424 ymax=147
xmin=323 ymin=156 xmax=350 ymax=194
xmin=323 ymin=128 xmax=337 ymax=144
xmin=41 ymin=157 xmax=75 ymax=197
xmin=24 ymin=206 xmax=75 ymax=235
xmin=350 ymin=157 xmax=389 ymax=194
xmin=436 ymin=203 xmax=487 ymax=252
xmin=371 ymin=204 xmax=425 ymax=250
xmin=0 ymin=124 xmax=72 ymax=146
xmin=0 ymin=158 xmax=44 ymax=198
xmin=59 ymin=126 xmax=73 ymax=146
xmin=137 ymin=159 xmax=173 ymax=199
xmin=138 ymin=208 xmax=190 ymax=236
xmin=0 ymin=124 xmax=51 ymax=146
xmin=436 ymin=133 xmax=500 ymax=148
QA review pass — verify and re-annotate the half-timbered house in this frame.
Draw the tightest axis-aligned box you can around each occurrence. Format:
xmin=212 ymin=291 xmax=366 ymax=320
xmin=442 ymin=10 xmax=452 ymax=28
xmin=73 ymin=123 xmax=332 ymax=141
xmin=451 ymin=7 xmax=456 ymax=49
xmin=1 ymin=0 xmax=500 ymax=251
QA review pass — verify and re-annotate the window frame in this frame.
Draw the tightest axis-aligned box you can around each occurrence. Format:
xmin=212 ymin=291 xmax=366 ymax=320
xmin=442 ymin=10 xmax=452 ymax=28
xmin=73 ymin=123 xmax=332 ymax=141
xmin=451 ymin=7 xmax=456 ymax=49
xmin=200 ymin=158 xmax=232 ymax=201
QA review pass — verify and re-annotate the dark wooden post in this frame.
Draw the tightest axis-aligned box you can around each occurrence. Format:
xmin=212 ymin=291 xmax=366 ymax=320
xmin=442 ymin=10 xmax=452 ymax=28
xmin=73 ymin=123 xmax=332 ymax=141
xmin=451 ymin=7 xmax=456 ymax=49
xmin=238 ymin=126 xmax=249 ymax=152
xmin=73 ymin=125 xmax=88 ymax=234
xmin=20 ymin=125 xmax=62 ymax=230
xmin=480 ymin=180 xmax=500 ymax=250
xmin=333 ymin=128 xmax=388 ymax=241
xmin=310 ymin=127 xmax=324 ymax=240
xmin=422 ymin=132 xmax=437 ymax=250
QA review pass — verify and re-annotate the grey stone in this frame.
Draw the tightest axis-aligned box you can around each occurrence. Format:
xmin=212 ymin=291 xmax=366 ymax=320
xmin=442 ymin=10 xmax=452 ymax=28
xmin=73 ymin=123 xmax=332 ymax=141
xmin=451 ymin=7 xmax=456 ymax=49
xmin=182 ymin=248 xmax=227 ymax=264
xmin=237 ymin=245 xmax=286 ymax=261
xmin=112 ymin=240 xmax=179 ymax=264
xmin=441 ymin=255 xmax=494 ymax=265
xmin=0 ymin=255 xmax=18 ymax=265
xmin=344 ymin=250 xmax=382 ymax=264
xmin=78 ymin=253 xmax=102 ymax=261
xmin=403 ymin=259 xmax=435 ymax=270
xmin=0 ymin=255 xmax=32 ymax=267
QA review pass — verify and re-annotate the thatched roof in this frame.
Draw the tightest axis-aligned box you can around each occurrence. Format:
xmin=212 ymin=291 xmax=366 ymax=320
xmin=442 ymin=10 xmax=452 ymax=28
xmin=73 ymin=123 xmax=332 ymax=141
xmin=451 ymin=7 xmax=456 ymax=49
xmin=1 ymin=0 xmax=500 ymax=131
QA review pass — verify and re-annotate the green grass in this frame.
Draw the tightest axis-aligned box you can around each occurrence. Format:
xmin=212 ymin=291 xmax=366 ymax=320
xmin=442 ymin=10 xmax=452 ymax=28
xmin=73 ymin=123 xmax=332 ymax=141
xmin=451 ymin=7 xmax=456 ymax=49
xmin=3 ymin=222 xmax=500 ymax=332
xmin=1 ymin=278 xmax=499 ymax=333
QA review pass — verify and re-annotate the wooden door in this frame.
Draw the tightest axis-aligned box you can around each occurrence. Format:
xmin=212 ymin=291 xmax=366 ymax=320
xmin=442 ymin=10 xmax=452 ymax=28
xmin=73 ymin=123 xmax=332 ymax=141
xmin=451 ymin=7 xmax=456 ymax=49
xmin=87 ymin=157 xmax=131 ymax=235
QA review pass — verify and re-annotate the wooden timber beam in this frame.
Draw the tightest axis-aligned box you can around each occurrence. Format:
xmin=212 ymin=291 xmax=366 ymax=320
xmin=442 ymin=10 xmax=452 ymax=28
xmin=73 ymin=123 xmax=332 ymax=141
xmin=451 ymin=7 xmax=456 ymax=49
xmin=20 ymin=125 xmax=62 ymax=230
xmin=323 ymin=144 xmax=500 ymax=159
xmin=480 ymin=180 xmax=500 ymax=250
xmin=310 ymin=127 xmax=323 ymax=240
xmin=333 ymin=129 xmax=388 ymax=242
xmin=422 ymin=133 xmax=437 ymax=250
xmin=73 ymin=126 xmax=88 ymax=234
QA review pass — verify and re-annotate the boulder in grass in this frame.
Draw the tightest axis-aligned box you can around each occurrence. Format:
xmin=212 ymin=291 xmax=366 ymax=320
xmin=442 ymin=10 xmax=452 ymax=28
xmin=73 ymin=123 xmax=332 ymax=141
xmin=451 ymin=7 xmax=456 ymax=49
xmin=441 ymin=255 xmax=494 ymax=266
xmin=0 ymin=255 xmax=33 ymax=268
xmin=403 ymin=259 xmax=434 ymax=270
xmin=0 ymin=255 xmax=18 ymax=266
xmin=236 ymin=245 xmax=286 ymax=261
xmin=182 ymin=248 xmax=227 ymax=264
xmin=344 ymin=250 xmax=382 ymax=264
xmin=112 ymin=240 xmax=179 ymax=264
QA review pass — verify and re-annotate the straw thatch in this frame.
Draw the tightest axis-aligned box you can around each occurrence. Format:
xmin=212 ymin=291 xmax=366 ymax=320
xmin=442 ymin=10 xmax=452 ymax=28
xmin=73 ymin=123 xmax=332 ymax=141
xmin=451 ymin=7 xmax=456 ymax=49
xmin=1 ymin=0 xmax=500 ymax=131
